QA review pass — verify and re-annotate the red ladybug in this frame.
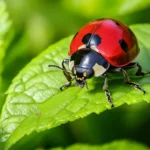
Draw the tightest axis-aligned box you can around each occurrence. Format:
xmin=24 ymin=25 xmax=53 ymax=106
xmin=49 ymin=18 xmax=149 ymax=107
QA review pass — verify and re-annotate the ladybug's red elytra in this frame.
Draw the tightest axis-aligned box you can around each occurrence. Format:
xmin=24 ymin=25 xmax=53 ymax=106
xmin=49 ymin=18 xmax=149 ymax=107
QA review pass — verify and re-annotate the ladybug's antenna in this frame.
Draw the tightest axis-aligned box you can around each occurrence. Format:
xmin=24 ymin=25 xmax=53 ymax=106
xmin=48 ymin=65 xmax=73 ymax=75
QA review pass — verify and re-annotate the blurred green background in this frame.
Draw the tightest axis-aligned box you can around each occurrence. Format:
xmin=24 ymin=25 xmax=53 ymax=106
xmin=1 ymin=0 xmax=150 ymax=149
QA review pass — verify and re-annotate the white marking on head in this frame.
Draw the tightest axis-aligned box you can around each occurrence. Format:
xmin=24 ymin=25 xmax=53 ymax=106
xmin=83 ymin=72 xmax=87 ymax=77
xmin=74 ymin=69 xmax=76 ymax=75
xmin=93 ymin=63 xmax=110 ymax=77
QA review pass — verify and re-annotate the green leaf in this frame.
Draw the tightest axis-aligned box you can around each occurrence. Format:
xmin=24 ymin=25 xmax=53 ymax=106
xmin=49 ymin=140 xmax=149 ymax=150
xmin=0 ymin=1 xmax=13 ymax=110
xmin=0 ymin=0 xmax=12 ymax=72
xmin=1 ymin=24 xmax=150 ymax=150
xmin=2 ymin=34 xmax=30 ymax=92
xmin=0 ymin=0 xmax=12 ymax=49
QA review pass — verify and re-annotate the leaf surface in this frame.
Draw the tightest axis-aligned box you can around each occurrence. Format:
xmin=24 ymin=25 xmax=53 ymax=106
xmin=1 ymin=24 xmax=150 ymax=150
xmin=49 ymin=140 xmax=149 ymax=150
xmin=0 ymin=0 xmax=12 ymax=110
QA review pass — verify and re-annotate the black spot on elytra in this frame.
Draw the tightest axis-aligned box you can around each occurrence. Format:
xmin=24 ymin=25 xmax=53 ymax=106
xmin=73 ymin=31 xmax=79 ymax=40
xmin=82 ymin=33 xmax=101 ymax=48
xmin=114 ymin=21 xmax=120 ymax=26
xmin=82 ymin=33 xmax=92 ymax=44
xmin=119 ymin=39 xmax=128 ymax=52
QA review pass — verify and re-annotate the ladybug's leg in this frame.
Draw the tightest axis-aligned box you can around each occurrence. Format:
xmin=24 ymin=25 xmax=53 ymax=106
xmin=103 ymin=73 xmax=114 ymax=108
xmin=122 ymin=62 xmax=150 ymax=76
xmin=120 ymin=68 xmax=146 ymax=94
xmin=60 ymin=59 xmax=73 ymax=91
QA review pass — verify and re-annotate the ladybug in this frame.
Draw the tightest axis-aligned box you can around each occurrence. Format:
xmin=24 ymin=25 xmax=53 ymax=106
xmin=49 ymin=18 xmax=149 ymax=107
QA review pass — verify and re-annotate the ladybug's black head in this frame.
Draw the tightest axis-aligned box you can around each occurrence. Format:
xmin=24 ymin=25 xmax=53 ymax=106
xmin=72 ymin=66 xmax=94 ymax=88
xmin=69 ymin=49 xmax=110 ymax=88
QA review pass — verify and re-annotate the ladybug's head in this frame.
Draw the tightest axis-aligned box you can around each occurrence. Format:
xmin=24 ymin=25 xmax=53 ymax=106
xmin=72 ymin=66 xmax=94 ymax=88
xmin=69 ymin=49 xmax=110 ymax=88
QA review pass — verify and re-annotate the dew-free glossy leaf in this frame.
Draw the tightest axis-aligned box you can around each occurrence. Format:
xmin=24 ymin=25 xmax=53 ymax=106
xmin=0 ymin=24 xmax=150 ymax=150
xmin=0 ymin=1 xmax=12 ymax=149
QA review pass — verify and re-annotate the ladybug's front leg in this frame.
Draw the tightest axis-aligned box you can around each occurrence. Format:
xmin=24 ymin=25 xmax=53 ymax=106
xmin=120 ymin=68 xmax=146 ymax=94
xmin=60 ymin=59 xmax=73 ymax=91
xmin=103 ymin=73 xmax=114 ymax=108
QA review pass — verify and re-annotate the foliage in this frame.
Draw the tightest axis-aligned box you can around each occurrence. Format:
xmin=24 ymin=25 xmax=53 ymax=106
xmin=49 ymin=140 xmax=150 ymax=150
xmin=0 ymin=0 xmax=150 ymax=150
xmin=0 ymin=24 xmax=150 ymax=150
xmin=0 ymin=0 xmax=12 ymax=110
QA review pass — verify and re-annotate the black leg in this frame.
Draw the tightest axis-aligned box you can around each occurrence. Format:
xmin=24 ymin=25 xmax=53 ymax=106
xmin=60 ymin=59 xmax=73 ymax=91
xmin=135 ymin=63 xmax=150 ymax=76
xmin=103 ymin=73 xmax=114 ymax=108
xmin=120 ymin=68 xmax=146 ymax=94
xmin=122 ymin=62 xmax=150 ymax=76
xmin=60 ymin=82 xmax=72 ymax=91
